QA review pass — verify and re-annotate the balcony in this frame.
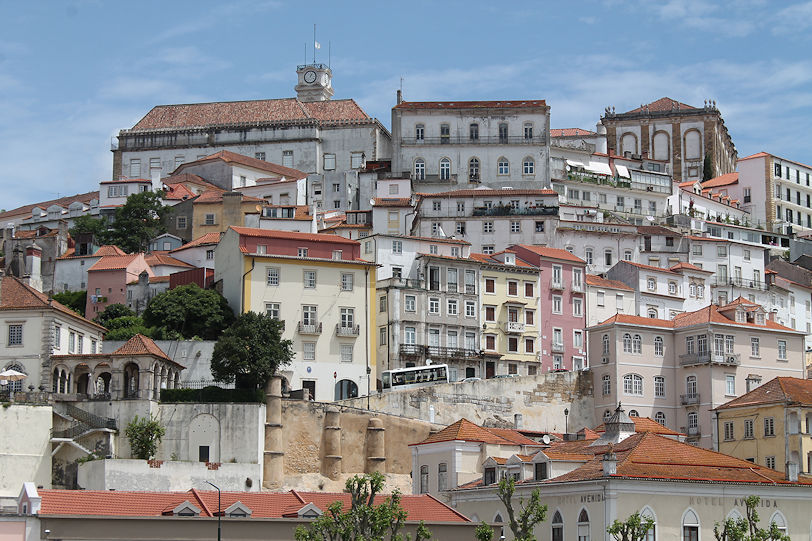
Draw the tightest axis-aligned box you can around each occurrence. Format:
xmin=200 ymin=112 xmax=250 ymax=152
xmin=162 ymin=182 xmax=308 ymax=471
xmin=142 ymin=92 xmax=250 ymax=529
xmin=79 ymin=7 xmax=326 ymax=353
xmin=412 ymin=173 xmax=457 ymax=184
xmin=680 ymin=393 xmax=700 ymax=405
xmin=504 ymin=321 xmax=525 ymax=333
xmin=550 ymin=281 xmax=564 ymax=291
xmin=714 ymin=276 xmax=769 ymax=291
xmin=472 ymin=205 xmax=558 ymax=217
xmin=679 ymin=353 xmax=740 ymax=367
xmin=681 ymin=426 xmax=702 ymax=438
xmin=399 ymin=344 xmax=482 ymax=360
xmin=571 ymin=282 xmax=584 ymax=293
xmin=335 ymin=324 xmax=360 ymax=337
xmin=403 ymin=135 xmax=547 ymax=146
xmin=465 ymin=284 xmax=476 ymax=294
xmin=297 ymin=322 xmax=323 ymax=335
xmin=551 ymin=342 xmax=564 ymax=353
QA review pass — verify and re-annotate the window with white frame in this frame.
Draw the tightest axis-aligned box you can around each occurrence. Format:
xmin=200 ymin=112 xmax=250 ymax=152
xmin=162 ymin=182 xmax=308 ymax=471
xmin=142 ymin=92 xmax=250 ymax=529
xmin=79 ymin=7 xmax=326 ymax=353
xmin=632 ymin=334 xmax=642 ymax=354
xmin=573 ymin=330 xmax=583 ymax=349
xmin=447 ymin=299 xmax=458 ymax=316
xmin=510 ymin=221 xmax=520 ymax=232
xmin=498 ymin=157 xmax=509 ymax=175
xmin=340 ymin=344 xmax=353 ymax=362
xmin=303 ymin=342 xmax=316 ymax=360
xmin=439 ymin=158 xmax=451 ymax=180
xmin=764 ymin=417 xmax=775 ymax=436
xmin=724 ymin=421 xmax=734 ymax=441
xmin=523 ymin=157 xmax=535 ymax=175
xmin=298 ymin=247 xmax=309 ymax=257
xmin=405 ymin=295 xmax=416 ymax=312
xmin=429 ymin=297 xmax=439 ymax=314
xmin=654 ymin=336 xmax=664 ymax=356
xmin=267 ymin=267 xmax=280 ymax=286
xmin=302 ymin=305 xmax=317 ymax=326
xmin=414 ymin=159 xmax=425 ymax=180
xmin=8 ymin=324 xmax=22 ymax=346
xmin=654 ymin=375 xmax=665 ymax=397
xmin=602 ymin=375 xmax=611 ymax=396
xmin=778 ymin=340 xmax=787 ymax=359
xmin=552 ymin=265 xmax=562 ymax=286
xmin=265 ymin=303 xmax=281 ymax=320
xmin=744 ymin=419 xmax=754 ymax=439
xmin=602 ymin=334 xmax=609 ymax=355
xmin=303 ymin=270 xmax=317 ymax=288
xmin=341 ymin=273 xmax=354 ymax=291
xmin=392 ymin=240 xmax=402 ymax=254
xmin=573 ymin=298 xmax=583 ymax=317
xmin=465 ymin=300 xmax=476 ymax=318
xmin=725 ymin=374 xmax=736 ymax=396
xmin=647 ymin=277 xmax=656 ymax=291
xmin=623 ymin=333 xmax=632 ymax=353
xmin=552 ymin=328 xmax=563 ymax=348
xmin=552 ymin=295 xmax=562 ymax=314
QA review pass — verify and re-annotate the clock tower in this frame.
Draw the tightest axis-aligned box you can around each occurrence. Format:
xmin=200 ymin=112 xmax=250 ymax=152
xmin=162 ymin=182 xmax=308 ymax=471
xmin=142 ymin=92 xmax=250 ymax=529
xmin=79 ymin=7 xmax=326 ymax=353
xmin=295 ymin=64 xmax=334 ymax=102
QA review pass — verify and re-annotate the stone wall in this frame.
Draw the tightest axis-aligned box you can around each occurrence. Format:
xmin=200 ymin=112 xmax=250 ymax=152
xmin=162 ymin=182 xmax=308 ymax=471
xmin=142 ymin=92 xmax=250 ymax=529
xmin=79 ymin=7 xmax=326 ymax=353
xmin=0 ymin=404 xmax=52 ymax=504
xmin=338 ymin=371 xmax=594 ymax=432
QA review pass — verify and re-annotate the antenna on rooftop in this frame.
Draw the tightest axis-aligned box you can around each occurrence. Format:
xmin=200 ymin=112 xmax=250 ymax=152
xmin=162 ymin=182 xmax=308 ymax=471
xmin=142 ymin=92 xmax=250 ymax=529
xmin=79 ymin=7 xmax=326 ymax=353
xmin=329 ymin=41 xmax=331 ymax=69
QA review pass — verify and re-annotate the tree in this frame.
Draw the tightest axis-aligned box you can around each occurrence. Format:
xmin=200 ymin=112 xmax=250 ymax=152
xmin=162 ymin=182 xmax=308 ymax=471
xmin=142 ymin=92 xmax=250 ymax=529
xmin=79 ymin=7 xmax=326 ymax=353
xmin=68 ymin=214 xmax=108 ymax=240
xmin=477 ymin=476 xmax=547 ymax=541
xmin=714 ymin=496 xmax=790 ymax=541
xmin=703 ymin=153 xmax=715 ymax=182
xmin=211 ymin=312 xmax=293 ymax=389
xmin=103 ymin=191 xmax=169 ymax=253
xmin=475 ymin=522 xmax=494 ymax=541
xmin=103 ymin=315 xmax=166 ymax=341
xmin=142 ymin=284 xmax=234 ymax=340
xmin=53 ymin=290 xmax=87 ymax=316
xmin=294 ymin=472 xmax=431 ymax=541
xmin=95 ymin=303 xmax=135 ymax=327
xmin=607 ymin=512 xmax=655 ymax=541
xmin=125 ymin=414 xmax=166 ymax=459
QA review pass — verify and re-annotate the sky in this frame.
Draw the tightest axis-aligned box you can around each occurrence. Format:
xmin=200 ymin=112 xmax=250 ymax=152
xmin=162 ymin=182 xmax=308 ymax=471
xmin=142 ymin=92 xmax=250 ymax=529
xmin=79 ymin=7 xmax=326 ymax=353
xmin=1 ymin=0 xmax=812 ymax=211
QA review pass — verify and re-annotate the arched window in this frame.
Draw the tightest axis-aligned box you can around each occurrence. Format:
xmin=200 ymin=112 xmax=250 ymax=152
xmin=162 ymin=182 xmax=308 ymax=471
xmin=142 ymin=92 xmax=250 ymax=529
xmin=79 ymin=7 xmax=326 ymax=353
xmin=624 ymin=374 xmax=643 ymax=395
xmin=419 ymin=465 xmax=429 ymax=493
xmin=604 ymin=410 xmax=612 ymax=421
xmin=647 ymin=307 xmax=658 ymax=319
xmin=602 ymin=375 xmax=611 ymax=396
xmin=655 ymin=411 xmax=666 ymax=425
xmin=770 ymin=512 xmax=786 ymax=536
xmin=654 ymin=337 xmax=664 ymax=356
xmin=578 ymin=508 xmax=590 ymax=541
xmin=623 ymin=333 xmax=632 ymax=353
xmin=633 ymin=334 xmax=642 ymax=354
xmin=498 ymin=157 xmax=509 ymax=175
xmin=552 ymin=510 xmax=564 ymax=541
xmin=468 ymin=158 xmax=480 ymax=182
xmin=602 ymin=334 xmax=610 ymax=355
xmin=682 ymin=509 xmax=699 ymax=541
xmin=439 ymin=158 xmax=451 ymax=180
xmin=629 ymin=410 xmax=639 ymax=417
xmin=523 ymin=157 xmax=535 ymax=175
xmin=689 ymin=283 xmax=696 ymax=297
xmin=334 ymin=379 xmax=358 ymax=400
xmin=414 ymin=158 xmax=425 ymax=180
xmin=641 ymin=506 xmax=656 ymax=541
xmin=4 ymin=363 xmax=26 ymax=392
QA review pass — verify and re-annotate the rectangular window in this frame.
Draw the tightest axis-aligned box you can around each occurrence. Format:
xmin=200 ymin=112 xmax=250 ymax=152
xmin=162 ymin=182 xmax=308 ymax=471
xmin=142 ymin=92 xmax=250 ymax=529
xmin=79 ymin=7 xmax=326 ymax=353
xmin=778 ymin=340 xmax=787 ymax=360
xmin=724 ymin=421 xmax=734 ymax=441
xmin=392 ymin=240 xmax=402 ymax=254
xmin=405 ymin=327 xmax=416 ymax=345
xmin=255 ymin=151 xmax=266 ymax=161
xmin=303 ymin=270 xmax=317 ymax=288
xmin=341 ymin=273 xmax=354 ymax=291
xmin=744 ymin=419 xmax=754 ymax=439
xmin=323 ymin=153 xmax=336 ymax=170
xmin=485 ymin=278 xmax=495 ymax=293
xmin=764 ymin=417 xmax=775 ymax=437
xmin=8 ymin=324 xmax=22 ymax=346
xmin=552 ymin=265 xmax=562 ymax=287
xmin=485 ymin=306 xmax=495 ymax=322
xmin=429 ymin=297 xmax=440 ymax=315
xmin=573 ymin=298 xmax=583 ymax=317
xmin=204 ymin=213 xmax=216 ymax=225
xmin=655 ymin=376 xmax=665 ymax=397
xmin=379 ymin=326 xmax=387 ymax=346
xmin=465 ymin=300 xmax=476 ymax=318
xmin=510 ymin=221 xmax=520 ymax=233
xmin=379 ymin=296 xmax=387 ymax=313
xmin=766 ymin=456 xmax=776 ymax=470
xmin=552 ymin=295 xmax=562 ymax=314
xmin=507 ymin=280 xmax=518 ymax=296
xmin=447 ymin=268 xmax=458 ymax=292
xmin=447 ymin=299 xmax=458 ymax=316
xmin=405 ymin=295 xmax=416 ymax=312
xmin=282 ymin=150 xmax=293 ymax=167
xmin=726 ymin=374 xmax=735 ymax=396
xmin=303 ymin=342 xmax=316 ymax=360
xmin=524 ymin=282 xmax=534 ymax=297
xmin=206 ymin=249 xmax=214 ymax=260
xmin=302 ymin=305 xmax=318 ymax=326
xmin=130 ymin=158 xmax=141 ymax=177
xmin=508 ymin=338 xmax=518 ymax=353
xmin=351 ymin=152 xmax=364 ymax=169
xmin=525 ymin=338 xmax=534 ymax=353
xmin=340 ymin=344 xmax=353 ymax=362
xmin=176 ymin=216 xmax=187 ymax=229
xmin=525 ymin=310 xmax=534 ymax=325
xmin=265 ymin=302 xmax=281 ymax=319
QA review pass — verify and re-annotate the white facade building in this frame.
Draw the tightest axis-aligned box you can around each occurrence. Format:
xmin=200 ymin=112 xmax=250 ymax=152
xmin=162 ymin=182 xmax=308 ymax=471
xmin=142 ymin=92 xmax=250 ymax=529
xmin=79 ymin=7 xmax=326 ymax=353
xmin=585 ymin=274 xmax=635 ymax=327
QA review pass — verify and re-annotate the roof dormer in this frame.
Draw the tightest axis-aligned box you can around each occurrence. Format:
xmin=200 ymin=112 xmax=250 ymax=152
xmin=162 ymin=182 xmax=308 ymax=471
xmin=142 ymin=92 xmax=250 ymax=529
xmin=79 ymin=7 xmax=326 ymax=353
xmin=224 ymin=501 xmax=252 ymax=518
xmin=172 ymin=500 xmax=202 ymax=517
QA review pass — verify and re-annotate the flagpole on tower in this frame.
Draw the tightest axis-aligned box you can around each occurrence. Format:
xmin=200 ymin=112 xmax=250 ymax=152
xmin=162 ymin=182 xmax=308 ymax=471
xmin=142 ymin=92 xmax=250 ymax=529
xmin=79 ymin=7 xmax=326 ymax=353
xmin=313 ymin=24 xmax=316 ymax=64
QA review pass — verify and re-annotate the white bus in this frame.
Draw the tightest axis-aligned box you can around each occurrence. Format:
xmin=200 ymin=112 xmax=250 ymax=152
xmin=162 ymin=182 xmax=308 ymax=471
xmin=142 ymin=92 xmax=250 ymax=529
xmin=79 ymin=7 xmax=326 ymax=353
xmin=381 ymin=364 xmax=449 ymax=391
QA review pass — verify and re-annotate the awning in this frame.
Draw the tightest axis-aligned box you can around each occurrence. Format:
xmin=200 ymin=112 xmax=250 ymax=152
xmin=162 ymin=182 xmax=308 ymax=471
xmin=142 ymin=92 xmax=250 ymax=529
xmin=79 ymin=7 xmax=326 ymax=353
xmin=616 ymin=165 xmax=630 ymax=178
xmin=566 ymin=159 xmax=586 ymax=169
xmin=586 ymin=162 xmax=613 ymax=176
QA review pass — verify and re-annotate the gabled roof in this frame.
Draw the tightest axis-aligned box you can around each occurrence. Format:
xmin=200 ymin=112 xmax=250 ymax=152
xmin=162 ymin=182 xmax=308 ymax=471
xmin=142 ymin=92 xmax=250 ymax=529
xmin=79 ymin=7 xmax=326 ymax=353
xmin=701 ymin=172 xmax=739 ymax=188
xmin=619 ymin=260 xmax=679 ymax=275
xmin=176 ymin=150 xmax=307 ymax=179
xmin=469 ymin=252 xmax=538 ymax=270
xmin=585 ymin=274 xmax=634 ymax=291
xmin=0 ymin=191 xmax=99 ymax=221
xmin=87 ymin=254 xmax=140 ymax=272
xmin=717 ymin=377 xmax=812 ymax=410
xmin=594 ymin=313 xmax=674 ymax=329
xmin=56 ymin=245 xmax=127 ymax=260
xmin=672 ymin=304 xmax=798 ymax=332
xmin=37 ymin=488 xmax=470 ymax=523
xmin=111 ymin=334 xmax=171 ymax=361
xmin=412 ymin=419 xmax=536 ymax=446
xmin=511 ymin=245 xmax=585 ymax=264
xmin=145 ymin=251 xmax=194 ymax=268
xmin=669 ymin=262 xmax=712 ymax=273
xmin=170 ymin=233 xmax=222 ymax=252
xmin=624 ymin=97 xmax=697 ymax=114
xmin=550 ymin=128 xmax=596 ymax=137
xmin=394 ymin=100 xmax=546 ymax=110
xmin=229 ymin=226 xmax=359 ymax=245
xmin=129 ymin=98 xmax=371 ymax=131
xmin=162 ymin=182 xmax=197 ymax=200
xmin=0 ymin=276 xmax=106 ymax=331
xmin=636 ymin=225 xmax=677 ymax=236
xmin=193 ymin=189 xmax=263 ymax=204
xmin=593 ymin=417 xmax=681 ymax=436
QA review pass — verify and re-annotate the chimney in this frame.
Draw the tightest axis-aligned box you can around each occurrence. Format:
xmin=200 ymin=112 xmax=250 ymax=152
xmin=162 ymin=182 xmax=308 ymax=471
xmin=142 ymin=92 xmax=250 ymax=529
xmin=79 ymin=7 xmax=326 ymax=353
xmin=151 ymin=168 xmax=162 ymax=192
xmin=396 ymin=89 xmax=402 ymax=105
xmin=514 ymin=413 xmax=523 ymax=429
xmin=595 ymin=122 xmax=608 ymax=154
xmin=786 ymin=461 xmax=799 ymax=482
xmin=25 ymin=242 xmax=43 ymax=292
xmin=603 ymin=445 xmax=617 ymax=476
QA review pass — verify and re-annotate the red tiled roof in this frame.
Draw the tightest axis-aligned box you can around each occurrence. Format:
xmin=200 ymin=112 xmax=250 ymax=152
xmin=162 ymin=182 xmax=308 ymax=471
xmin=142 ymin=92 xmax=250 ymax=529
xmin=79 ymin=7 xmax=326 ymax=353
xmin=0 ymin=191 xmax=98 ymax=221
xmin=621 ymin=261 xmax=679 ymax=274
xmin=176 ymin=150 xmax=307 ymax=179
xmin=469 ymin=252 xmax=536 ymax=269
xmin=511 ymin=245 xmax=585 ymax=264
xmin=701 ymin=172 xmax=739 ymax=188
xmin=550 ymin=128 xmax=596 ymax=137
xmin=413 ymin=419 xmax=531 ymax=446
xmin=542 ymin=449 xmax=593 ymax=461
xmin=163 ymin=173 xmax=221 ymax=191
xmin=738 ymin=152 xmax=770 ymax=161
xmin=636 ymin=225 xmax=677 ymax=236
xmin=193 ymin=189 xmax=264 ymax=204
xmin=624 ymin=97 xmax=697 ymax=114
xmin=0 ymin=275 xmax=105 ymax=331
xmin=111 ymin=334 xmax=171 ymax=361
xmin=368 ymin=234 xmax=470 ymax=246
xmin=594 ymin=313 xmax=675 ymax=329
xmin=669 ymin=262 xmax=712 ymax=273
xmin=417 ymin=189 xmax=558 ymax=198
xmin=673 ymin=304 xmax=798 ymax=332
xmin=37 ymin=488 xmax=469 ymax=522
xmin=394 ymin=100 xmax=547 ymax=110
xmin=487 ymin=428 xmax=544 ymax=447
xmin=57 ymin=245 xmax=128 ymax=261
xmin=594 ymin=417 xmax=681 ymax=436
xmin=488 ymin=456 xmax=508 ymax=465
xmin=130 ymin=99 xmax=370 ymax=131
xmin=87 ymin=254 xmax=140 ymax=272
xmin=717 ymin=377 xmax=812 ymax=410
xmin=171 ymin=233 xmax=222 ymax=252
xmin=163 ymin=182 xmax=197 ymax=200
xmin=145 ymin=251 xmax=194 ymax=268
xmin=585 ymin=274 xmax=634 ymax=291
xmin=373 ymin=197 xmax=412 ymax=207
xmin=230 ymin=226 xmax=359 ymax=245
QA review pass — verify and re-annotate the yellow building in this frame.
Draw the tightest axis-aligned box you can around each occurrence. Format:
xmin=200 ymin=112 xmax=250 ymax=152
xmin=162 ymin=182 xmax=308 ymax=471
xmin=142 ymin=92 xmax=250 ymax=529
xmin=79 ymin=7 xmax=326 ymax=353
xmin=716 ymin=377 xmax=812 ymax=475
xmin=474 ymin=251 xmax=541 ymax=377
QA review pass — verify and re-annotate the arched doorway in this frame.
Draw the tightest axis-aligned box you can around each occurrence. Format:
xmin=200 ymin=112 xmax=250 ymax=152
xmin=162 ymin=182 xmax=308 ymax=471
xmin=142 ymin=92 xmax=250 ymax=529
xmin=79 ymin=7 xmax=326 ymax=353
xmin=123 ymin=362 xmax=140 ymax=399
xmin=335 ymin=379 xmax=359 ymax=400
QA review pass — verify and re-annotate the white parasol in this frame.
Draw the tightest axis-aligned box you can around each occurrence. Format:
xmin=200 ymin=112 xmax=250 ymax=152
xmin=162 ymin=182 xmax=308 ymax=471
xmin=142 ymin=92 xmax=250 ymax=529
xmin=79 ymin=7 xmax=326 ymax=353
xmin=0 ymin=369 xmax=27 ymax=382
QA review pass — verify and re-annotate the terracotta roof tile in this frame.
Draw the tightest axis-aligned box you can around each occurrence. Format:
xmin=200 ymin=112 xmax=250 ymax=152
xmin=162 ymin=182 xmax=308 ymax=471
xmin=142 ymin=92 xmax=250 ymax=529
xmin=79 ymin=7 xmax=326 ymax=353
xmin=672 ymin=304 xmax=798 ymax=332
xmin=511 ymin=245 xmax=585 ymax=264
xmin=414 ymin=419 xmax=517 ymax=446
xmin=717 ymin=377 xmax=812 ymax=409
xmin=394 ymin=100 xmax=547 ymax=110
xmin=87 ymin=254 xmax=140 ymax=272
xmin=593 ymin=313 xmax=675 ymax=329
xmin=593 ymin=416 xmax=681 ymax=436
xmin=163 ymin=182 xmax=197 ymax=200
xmin=176 ymin=150 xmax=307 ymax=179
xmin=585 ymin=274 xmax=634 ymax=291
xmin=130 ymin=98 xmax=370 ymax=131
xmin=738 ymin=152 xmax=770 ymax=161
xmin=621 ymin=260 xmax=679 ymax=274
xmin=0 ymin=191 xmax=98 ymax=221
xmin=469 ymin=252 xmax=538 ymax=269
xmin=624 ymin=97 xmax=697 ymax=114
xmin=111 ymin=334 xmax=171 ymax=361
xmin=0 ymin=275 xmax=105 ymax=331
xmin=171 ymin=233 xmax=222 ymax=252
xmin=145 ymin=251 xmax=194 ymax=268
xmin=701 ymin=172 xmax=739 ymax=188
xmin=550 ymin=128 xmax=596 ymax=137
xmin=669 ymin=262 xmax=713 ymax=273
xmin=487 ymin=428 xmax=543 ymax=446
xmin=230 ymin=226 xmax=359 ymax=245
xmin=373 ymin=197 xmax=412 ymax=207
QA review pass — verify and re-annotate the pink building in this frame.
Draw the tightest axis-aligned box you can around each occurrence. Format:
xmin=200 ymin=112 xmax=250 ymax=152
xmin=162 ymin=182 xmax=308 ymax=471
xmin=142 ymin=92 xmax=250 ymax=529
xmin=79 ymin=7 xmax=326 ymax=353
xmin=510 ymin=245 xmax=587 ymax=372
xmin=86 ymin=254 xmax=153 ymax=317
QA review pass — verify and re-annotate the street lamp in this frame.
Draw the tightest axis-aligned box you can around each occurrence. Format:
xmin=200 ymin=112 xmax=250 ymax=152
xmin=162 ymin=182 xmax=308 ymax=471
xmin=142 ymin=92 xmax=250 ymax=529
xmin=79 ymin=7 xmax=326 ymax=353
xmin=564 ymin=408 xmax=569 ymax=434
xmin=206 ymin=481 xmax=221 ymax=541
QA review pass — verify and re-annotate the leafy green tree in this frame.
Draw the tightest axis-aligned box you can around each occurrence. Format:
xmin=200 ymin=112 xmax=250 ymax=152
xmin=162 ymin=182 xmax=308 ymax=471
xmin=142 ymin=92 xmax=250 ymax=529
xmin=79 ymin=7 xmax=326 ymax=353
xmin=95 ymin=303 xmax=135 ymax=327
xmin=103 ymin=191 xmax=168 ymax=253
xmin=211 ymin=312 xmax=293 ymax=389
xmin=703 ymin=153 xmax=715 ymax=182
xmin=477 ymin=476 xmax=547 ymax=541
xmin=142 ymin=284 xmax=234 ymax=340
xmin=607 ymin=512 xmax=655 ymax=541
xmin=69 ymin=214 xmax=108 ymax=241
xmin=714 ymin=496 xmax=790 ymax=541
xmin=52 ymin=290 xmax=87 ymax=316
xmin=475 ymin=522 xmax=495 ymax=541
xmin=103 ymin=315 xmax=168 ymax=341
xmin=125 ymin=414 xmax=166 ymax=459
xmin=294 ymin=472 xmax=431 ymax=541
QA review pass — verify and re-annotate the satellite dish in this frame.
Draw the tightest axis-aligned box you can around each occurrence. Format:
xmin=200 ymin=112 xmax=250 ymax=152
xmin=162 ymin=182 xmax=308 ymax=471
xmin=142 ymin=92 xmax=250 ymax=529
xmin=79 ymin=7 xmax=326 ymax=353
xmin=425 ymin=358 xmax=433 ymax=366
xmin=370 ymin=198 xmax=376 ymax=206
xmin=541 ymin=434 xmax=551 ymax=445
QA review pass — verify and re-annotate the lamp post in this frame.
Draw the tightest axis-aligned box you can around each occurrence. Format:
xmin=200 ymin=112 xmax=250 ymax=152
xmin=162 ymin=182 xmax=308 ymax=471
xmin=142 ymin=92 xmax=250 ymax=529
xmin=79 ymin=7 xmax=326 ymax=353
xmin=564 ymin=408 xmax=569 ymax=434
xmin=206 ymin=481 xmax=221 ymax=541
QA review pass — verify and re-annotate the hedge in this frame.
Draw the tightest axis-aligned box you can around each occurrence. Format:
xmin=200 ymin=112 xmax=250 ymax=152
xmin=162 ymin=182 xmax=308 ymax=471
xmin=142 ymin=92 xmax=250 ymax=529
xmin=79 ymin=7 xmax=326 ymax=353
xmin=160 ymin=386 xmax=265 ymax=403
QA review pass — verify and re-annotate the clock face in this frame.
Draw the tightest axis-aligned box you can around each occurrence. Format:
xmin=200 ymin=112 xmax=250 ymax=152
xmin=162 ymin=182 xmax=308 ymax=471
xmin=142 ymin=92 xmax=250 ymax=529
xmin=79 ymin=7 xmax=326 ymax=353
xmin=304 ymin=70 xmax=317 ymax=84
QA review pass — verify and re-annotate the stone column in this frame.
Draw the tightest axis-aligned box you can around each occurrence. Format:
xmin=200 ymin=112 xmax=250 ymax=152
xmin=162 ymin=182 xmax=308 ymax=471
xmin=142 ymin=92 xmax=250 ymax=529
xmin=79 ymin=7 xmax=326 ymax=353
xmin=365 ymin=418 xmax=386 ymax=474
xmin=322 ymin=407 xmax=342 ymax=480
xmin=263 ymin=376 xmax=284 ymax=489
